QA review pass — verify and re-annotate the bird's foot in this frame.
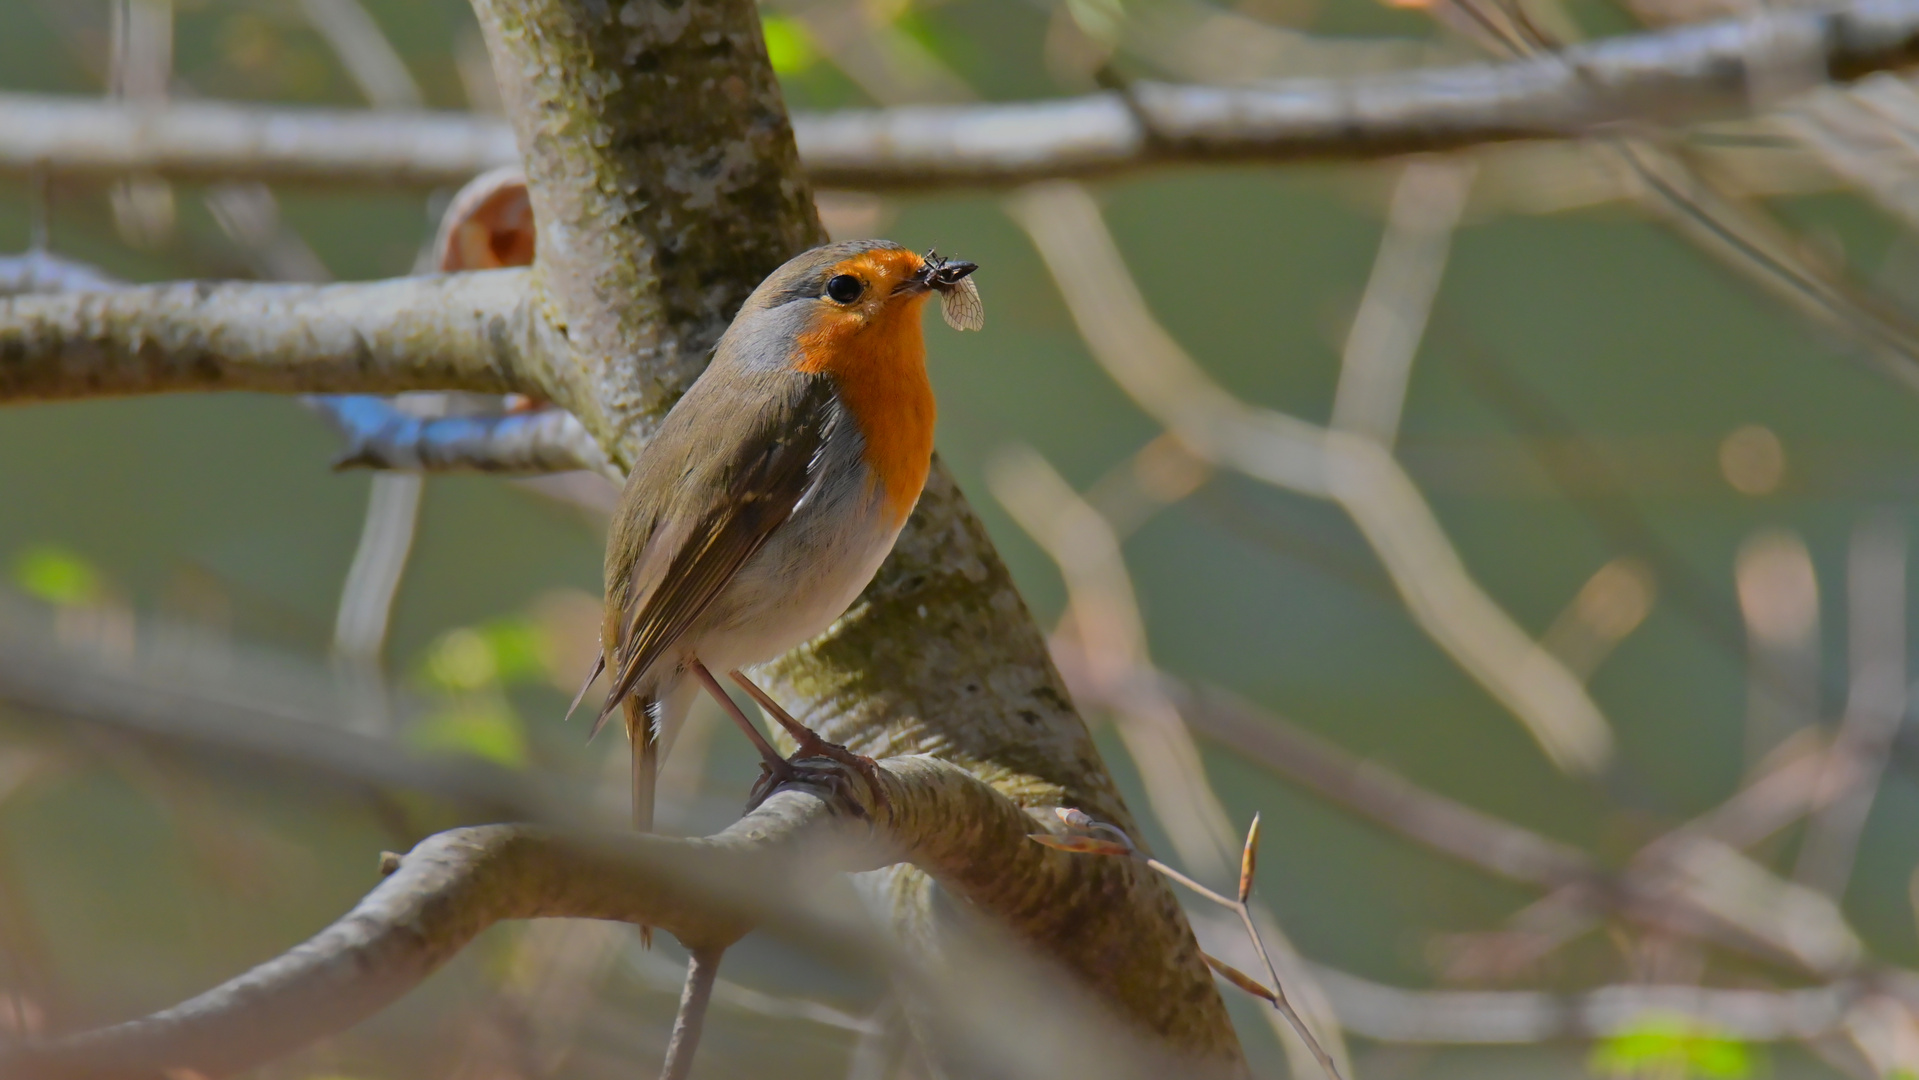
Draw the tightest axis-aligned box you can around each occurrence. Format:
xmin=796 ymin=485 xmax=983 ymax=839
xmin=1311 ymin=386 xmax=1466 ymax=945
xmin=726 ymin=669 xmax=889 ymax=816
xmin=746 ymin=730 xmax=888 ymax=818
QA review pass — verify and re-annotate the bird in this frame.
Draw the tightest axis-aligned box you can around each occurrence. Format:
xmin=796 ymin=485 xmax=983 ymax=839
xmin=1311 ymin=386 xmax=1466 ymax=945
xmin=573 ymin=238 xmax=983 ymax=833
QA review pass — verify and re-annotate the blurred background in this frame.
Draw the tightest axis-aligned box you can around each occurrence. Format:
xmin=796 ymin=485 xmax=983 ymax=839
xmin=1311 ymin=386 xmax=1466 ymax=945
xmin=5 ymin=0 xmax=1919 ymax=1076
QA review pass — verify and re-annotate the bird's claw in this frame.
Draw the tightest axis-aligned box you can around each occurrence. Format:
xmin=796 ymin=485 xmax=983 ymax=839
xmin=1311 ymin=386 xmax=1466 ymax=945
xmin=746 ymin=734 xmax=889 ymax=819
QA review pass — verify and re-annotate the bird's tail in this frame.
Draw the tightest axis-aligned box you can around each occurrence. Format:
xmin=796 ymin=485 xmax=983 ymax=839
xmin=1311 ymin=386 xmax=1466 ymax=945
xmin=626 ymin=692 xmax=660 ymax=833
xmin=626 ymin=693 xmax=659 ymax=948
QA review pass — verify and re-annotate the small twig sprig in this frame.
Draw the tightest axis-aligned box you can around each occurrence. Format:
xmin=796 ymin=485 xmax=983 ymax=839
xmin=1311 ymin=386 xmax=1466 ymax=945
xmin=1033 ymin=810 xmax=1344 ymax=1080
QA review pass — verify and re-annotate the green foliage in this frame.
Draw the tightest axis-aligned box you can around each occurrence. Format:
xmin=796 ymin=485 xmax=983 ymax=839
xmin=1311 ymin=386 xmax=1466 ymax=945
xmin=407 ymin=699 xmax=529 ymax=768
xmin=410 ymin=616 xmax=556 ymax=767
xmin=12 ymin=544 xmax=101 ymax=607
xmin=1590 ymin=1016 xmax=1757 ymax=1079
xmin=760 ymin=14 xmax=819 ymax=75
xmin=420 ymin=618 xmax=551 ymax=692
xmin=1062 ymin=0 xmax=1125 ymax=45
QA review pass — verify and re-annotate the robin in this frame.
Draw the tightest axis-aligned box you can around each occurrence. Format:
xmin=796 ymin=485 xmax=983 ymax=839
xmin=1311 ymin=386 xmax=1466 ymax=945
xmin=573 ymin=239 xmax=982 ymax=831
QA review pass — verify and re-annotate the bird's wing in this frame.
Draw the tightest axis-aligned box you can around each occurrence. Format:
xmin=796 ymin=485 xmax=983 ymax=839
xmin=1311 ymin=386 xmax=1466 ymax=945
xmin=595 ymin=372 xmax=839 ymax=730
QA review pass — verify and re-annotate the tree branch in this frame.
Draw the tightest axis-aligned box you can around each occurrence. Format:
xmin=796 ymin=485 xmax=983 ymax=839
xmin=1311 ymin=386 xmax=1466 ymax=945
xmin=0 ymin=91 xmax=517 ymax=187
xmin=0 ymin=756 xmax=1141 ymax=1080
xmin=1 ymin=241 xmax=592 ymax=476
xmin=1307 ymin=963 xmax=1851 ymax=1044
xmin=6 ymin=0 xmax=1919 ymax=190
xmin=307 ymin=395 xmax=615 ymax=476
xmin=0 ymin=807 xmax=805 ymax=1079
xmin=0 ymin=592 xmax=571 ymax=824
xmin=0 ymin=270 xmax=542 ymax=402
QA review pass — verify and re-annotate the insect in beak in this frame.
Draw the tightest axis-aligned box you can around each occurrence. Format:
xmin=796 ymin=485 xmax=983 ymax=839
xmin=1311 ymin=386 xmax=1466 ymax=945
xmin=911 ymin=249 xmax=985 ymax=331
xmin=928 ymin=259 xmax=979 ymax=290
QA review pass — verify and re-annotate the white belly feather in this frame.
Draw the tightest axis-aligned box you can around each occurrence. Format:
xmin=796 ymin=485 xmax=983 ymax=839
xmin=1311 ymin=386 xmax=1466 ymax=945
xmin=679 ymin=415 xmax=903 ymax=674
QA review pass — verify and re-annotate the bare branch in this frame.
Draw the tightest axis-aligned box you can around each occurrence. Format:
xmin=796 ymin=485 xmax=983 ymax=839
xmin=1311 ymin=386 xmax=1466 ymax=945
xmin=0 ymin=270 xmax=541 ymax=402
xmin=988 ymin=445 xmax=1352 ymax=1078
xmin=660 ymin=947 xmax=725 ymax=1080
xmin=297 ymin=0 xmax=425 ymax=112
xmin=1150 ymin=675 xmax=1601 ymax=891
xmin=1103 ymin=659 xmax=1893 ymax=980
xmin=308 ymin=395 xmax=616 ymax=476
xmin=0 ymin=92 xmax=517 ymax=188
xmin=1010 ymin=180 xmax=1613 ymax=773
xmin=0 ymin=593 xmax=569 ymax=823
xmin=0 ymin=756 xmax=1179 ymax=1080
xmin=1308 ymin=963 xmax=1851 ymax=1044
xmin=0 ymin=253 xmax=125 ymax=296
xmin=6 ymin=0 xmax=1919 ymax=189
xmin=1329 ymin=159 xmax=1474 ymax=446
xmin=0 ymin=807 xmax=804 ymax=1080
xmin=1795 ymin=514 xmax=1908 ymax=895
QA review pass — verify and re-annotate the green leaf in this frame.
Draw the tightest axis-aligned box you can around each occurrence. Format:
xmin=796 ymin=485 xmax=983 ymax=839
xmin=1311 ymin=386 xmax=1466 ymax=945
xmin=408 ymin=700 xmax=528 ymax=768
xmin=481 ymin=618 xmax=550 ymax=684
xmin=420 ymin=618 xmax=553 ymax=692
xmin=422 ymin=627 xmax=498 ymax=691
xmin=13 ymin=545 xmax=101 ymax=606
xmin=1062 ymin=0 xmax=1125 ymax=45
xmin=761 ymin=14 xmax=818 ymax=75
xmin=1590 ymin=1015 xmax=1755 ymax=1079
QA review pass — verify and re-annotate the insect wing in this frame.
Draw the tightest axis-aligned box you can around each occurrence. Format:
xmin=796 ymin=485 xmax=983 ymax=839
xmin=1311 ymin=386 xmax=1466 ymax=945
xmin=940 ymin=276 xmax=984 ymax=332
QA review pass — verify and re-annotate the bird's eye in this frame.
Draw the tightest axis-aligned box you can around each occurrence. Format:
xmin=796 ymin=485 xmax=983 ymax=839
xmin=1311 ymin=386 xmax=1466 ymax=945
xmin=825 ymin=274 xmax=864 ymax=303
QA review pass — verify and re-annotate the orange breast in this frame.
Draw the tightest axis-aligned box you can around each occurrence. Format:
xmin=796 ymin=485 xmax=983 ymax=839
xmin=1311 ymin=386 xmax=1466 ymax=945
xmin=795 ymin=294 xmax=936 ymax=527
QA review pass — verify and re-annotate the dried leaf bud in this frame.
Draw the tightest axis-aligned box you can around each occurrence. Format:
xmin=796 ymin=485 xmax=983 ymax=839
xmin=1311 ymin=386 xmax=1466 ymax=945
xmin=1238 ymin=812 xmax=1261 ymax=903
xmin=1202 ymin=951 xmax=1277 ymax=1004
xmin=1056 ymin=806 xmax=1095 ymax=829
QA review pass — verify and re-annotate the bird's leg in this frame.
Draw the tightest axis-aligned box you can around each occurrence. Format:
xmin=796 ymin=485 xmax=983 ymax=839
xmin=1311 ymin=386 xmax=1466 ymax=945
xmin=689 ymin=662 xmax=877 ymax=816
xmin=690 ymin=660 xmax=788 ymax=765
xmin=729 ymin=670 xmax=889 ymax=812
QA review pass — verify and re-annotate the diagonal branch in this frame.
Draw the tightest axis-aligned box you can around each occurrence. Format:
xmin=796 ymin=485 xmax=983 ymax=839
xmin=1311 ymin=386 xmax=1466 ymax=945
xmin=0 ymin=756 xmax=1122 ymax=1080
xmin=1010 ymin=180 xmax=1614 ymax=773
xmin=7 ymin=0 xmax=1919 ymax=190
xmin=0 ymin=806 xmax=808 ymax=1080
xmin=0 ymin=270 xmax=543 ymax=402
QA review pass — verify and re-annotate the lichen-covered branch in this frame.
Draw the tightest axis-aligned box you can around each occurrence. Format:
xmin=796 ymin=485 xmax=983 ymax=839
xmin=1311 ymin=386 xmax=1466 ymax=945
xmin=8 ymin=0 xmax=1919 ymax=190
xmin=0 ymin=270 xmax=541 ymax=402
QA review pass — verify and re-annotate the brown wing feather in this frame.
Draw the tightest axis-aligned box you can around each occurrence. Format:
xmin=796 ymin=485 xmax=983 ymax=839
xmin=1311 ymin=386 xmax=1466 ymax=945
xmin=596 ymin=371 xmax=839 ymax=726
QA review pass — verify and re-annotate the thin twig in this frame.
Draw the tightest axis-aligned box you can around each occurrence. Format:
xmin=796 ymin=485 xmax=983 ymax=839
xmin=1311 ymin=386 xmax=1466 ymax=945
xmin=659 ymin=947 xmax=723 ymax=1080
xmin=1795 ymin=514 xmax=1908 ymax=895
xmin=989 ymin=445 xmax=1353 ymax=1077
xmin=1009 ymin=181 xmax=1612 ymax=773
xmin=1043 ymin=814 xmax=1345 ymax=1080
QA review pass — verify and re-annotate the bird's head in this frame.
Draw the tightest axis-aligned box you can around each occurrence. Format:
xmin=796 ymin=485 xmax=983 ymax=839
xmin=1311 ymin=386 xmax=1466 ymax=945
xmin=735 ymin=240 xmax=982 ymax=370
